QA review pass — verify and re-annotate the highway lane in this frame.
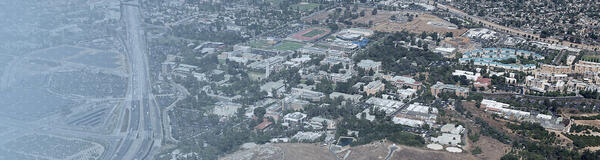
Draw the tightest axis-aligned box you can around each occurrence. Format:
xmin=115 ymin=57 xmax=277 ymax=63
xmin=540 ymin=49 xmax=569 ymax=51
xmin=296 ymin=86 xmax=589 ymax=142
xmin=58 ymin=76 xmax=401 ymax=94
xmin=111 ymin=1 xmax=163 ymax=159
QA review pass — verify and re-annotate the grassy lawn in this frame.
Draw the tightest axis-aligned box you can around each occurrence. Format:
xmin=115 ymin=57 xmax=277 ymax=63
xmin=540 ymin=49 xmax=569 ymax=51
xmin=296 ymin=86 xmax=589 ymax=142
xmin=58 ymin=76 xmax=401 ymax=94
xmin=290 ymin=3 xmax=320 ymax=11
xmin=582 ymin=55 xmax=600 ymax=63
xmin=313 ymin=44 xmax=330 ymax=49
xmin=266 ymin=0 xmax=282 ymax=5
xmin=248 ymin=71 xmax=265 ymax=81
xmin=274 ymin=41 xmax=305 ymax=51
xmin=302 ymin=29 xmax=327 ymax=37
xmin=248 ymin=40 xmax=272 ymax=49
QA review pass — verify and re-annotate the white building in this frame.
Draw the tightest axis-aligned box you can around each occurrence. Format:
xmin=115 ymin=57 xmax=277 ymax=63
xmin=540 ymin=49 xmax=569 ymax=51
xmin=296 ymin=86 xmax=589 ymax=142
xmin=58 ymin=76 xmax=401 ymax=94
xmin=452 ymin=70 xmax=481 ymax=81
xmin=431 ymin=133 xmax=461 ymax=146
xmin=364 ymin=80 xmax=385 ymax=96
xmin=365 ymin=97 xmax=403 ymax=116
xmin=440 ymin=124 xmax=465 ymax=135
xmin=357 ymin=59 xmax=382 ymax=73
xmin=482 ymin=99 xmax=530 ymax=119
xmin=356 ymin=109 xmax=376 ymax=121
xmin=330 ymin=92 xmax=363 ymax=102
xmin=392 ymin=117 xmax=424 ymax=127
xmin=399 ymin=103 xmax=438 ymax=124
xmin=260 ymin=80 xmax=286 ymax=97
xmin=397 ymin=88 xmax=417 ymax=99
xmin=283 ymin=112 xmax=308 ymax=127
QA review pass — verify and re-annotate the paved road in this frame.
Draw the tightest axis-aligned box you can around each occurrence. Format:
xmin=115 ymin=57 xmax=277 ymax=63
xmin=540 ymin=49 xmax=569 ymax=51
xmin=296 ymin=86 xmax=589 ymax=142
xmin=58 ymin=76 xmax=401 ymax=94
xmin=111 ymin=1 xmax=163 ymax=159
xmin=385 ymin=145 xmax=398 ymax=160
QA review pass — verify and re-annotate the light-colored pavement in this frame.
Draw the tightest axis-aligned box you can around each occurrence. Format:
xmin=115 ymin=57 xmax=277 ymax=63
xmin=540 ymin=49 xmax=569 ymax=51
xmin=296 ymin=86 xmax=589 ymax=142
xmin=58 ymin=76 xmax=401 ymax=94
xmin=111 ymin=1 xmax=163 ymax=159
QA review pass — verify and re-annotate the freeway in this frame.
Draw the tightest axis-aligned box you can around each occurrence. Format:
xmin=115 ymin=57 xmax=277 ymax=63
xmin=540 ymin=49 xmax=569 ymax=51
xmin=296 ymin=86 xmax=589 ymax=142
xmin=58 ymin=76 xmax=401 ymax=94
xmin=111 ymin=0 xmax=163 ymax=159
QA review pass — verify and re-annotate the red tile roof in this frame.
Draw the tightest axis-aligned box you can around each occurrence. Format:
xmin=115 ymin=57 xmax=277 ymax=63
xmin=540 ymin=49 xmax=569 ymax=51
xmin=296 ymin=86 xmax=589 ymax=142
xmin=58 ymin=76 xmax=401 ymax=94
xmin=254 ymin=119 xmax=273 ymax=130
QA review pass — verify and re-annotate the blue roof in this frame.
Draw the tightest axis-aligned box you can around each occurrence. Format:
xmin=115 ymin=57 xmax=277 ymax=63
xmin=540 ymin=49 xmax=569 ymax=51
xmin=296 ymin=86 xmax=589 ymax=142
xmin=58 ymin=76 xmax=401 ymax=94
xmin=462 ymin=47 xmax=541 ymax=70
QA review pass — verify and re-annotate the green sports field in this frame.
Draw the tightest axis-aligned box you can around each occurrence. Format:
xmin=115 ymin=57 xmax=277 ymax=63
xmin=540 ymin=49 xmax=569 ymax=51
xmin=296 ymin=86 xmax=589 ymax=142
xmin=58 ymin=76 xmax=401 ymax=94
xmin=290 ymin=3 xmax=320 ymax=11
xmin=302 ymin=29 xmax=327 ymax=37
xmin=273 ymin=41 xmax=305 ymax=51
xmin=248 ymin=40 xmax=272 ymax=49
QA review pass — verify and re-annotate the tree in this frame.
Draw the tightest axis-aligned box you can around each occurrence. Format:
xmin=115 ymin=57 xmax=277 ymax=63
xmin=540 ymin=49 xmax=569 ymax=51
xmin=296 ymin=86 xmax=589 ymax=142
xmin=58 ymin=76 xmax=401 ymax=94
xmin=360 ymin=10 xmax=365 ymax=17
xmin=500 ymin=154 xmax=519 ymax=160
xmin=305 ymin=79 xmax=315 ymax=85
xmin=331 ymin=63 xmax=343 ymax=73
xmin=312 ymin=19 xmax=319 ymax=25
xmin=335 ymin=82 xmax=352 ymax=93
xmin=316 ymin=78 xmax=334 ymax=94
xmin=327 ymin=23 xmax=339 ymax=31
xmin=444 ymin=32 xmax=453 ymax=37
xmin=469 ymin=133 xmax=480 ymax=142
xmin=367 ymin=69 xmax=375 ymax=76
xmin=371 ymin=8 xmax=378 ymax=15
xmin=254 ymin=107 xmax=266 ymax=120
xmin=471 ymin=147 xmax=482 ymax=155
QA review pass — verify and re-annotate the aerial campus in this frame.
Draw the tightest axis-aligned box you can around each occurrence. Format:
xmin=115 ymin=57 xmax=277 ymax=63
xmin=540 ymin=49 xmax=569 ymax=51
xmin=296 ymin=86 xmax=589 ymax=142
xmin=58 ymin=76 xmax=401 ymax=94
xmin=1 ymin=0 xmax=600 ymax=160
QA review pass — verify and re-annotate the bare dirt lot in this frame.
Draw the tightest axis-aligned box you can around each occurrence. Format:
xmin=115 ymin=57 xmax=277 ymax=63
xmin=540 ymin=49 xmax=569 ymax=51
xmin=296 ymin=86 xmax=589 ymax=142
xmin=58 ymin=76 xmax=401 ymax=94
xmin=472 ymin=136 xmax=510 ymax=160
xmin=390 ymin=145 xmax=476 ymax=160
xmin=351 ymin=8 xmax=399 ymax=25
xmin=573 ymin=120 xmax=600 ymax=129
xmin=370 ymin=12 xmax=467 ymax=36
xmin=344 ymin=141 xmax=389 ymax=160
xmin=275 ymin=143 xmax=334 ymax=160
xmin=302 ymin=7 xmax=465 ymax=36
xmin=223 ymin=141 xmax=485 ymax=160
xmin=346 ymin=141 xmax=477 ymax=160
xmin=220 ymin=143 xmax=334 ymax=160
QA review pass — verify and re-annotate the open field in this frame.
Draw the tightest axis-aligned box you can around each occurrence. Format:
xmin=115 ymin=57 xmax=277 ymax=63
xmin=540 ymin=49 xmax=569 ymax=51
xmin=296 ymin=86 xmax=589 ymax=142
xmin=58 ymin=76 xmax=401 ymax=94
xmin=220 ymin=143 xmax=332 ymax=160
xmin=344 ymin=141 xmax=388 ymax=160
xmin=67 ymin=51 xmax=121 ymax=68
xmin=248 ymin=71 xmax=264 ymax=81
xmin=4 ymin=134 xmax=95 ymax=159
xmin=573 ymin=120 xmax=600 ymax=128
xmin=0 ymin=86 xmax=74 ymax=121
xmin=348 ymin=141 xmax=478 ymax=160
xmin=248 ymin=40 xmax=274 ymax=49
xmin=248 ymin=39 xmax=305 ymax=51
xmin=274 ymin=143 xmax=333 ymax=160
xmin=351 ymin=9 xmax=399 ymax=25
xmin=370 ymin=12 xmax=467 ymax=36
xmin=31 ymin=45 xmax=85 ymax=60
xmin=389 ymin=145 xmax=476 ymax=160
xmin=301 ymin=8 xmax=334 ymax=23
xmin=273 ymin=41 xmax=305 ymax=51
xmin=223 ymin=141 xmax=480 ymax=160
xmin=472 ymin=136 xmax=510 ymax=159
xmin=290 ymin=2 xmax=320 ymax=11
